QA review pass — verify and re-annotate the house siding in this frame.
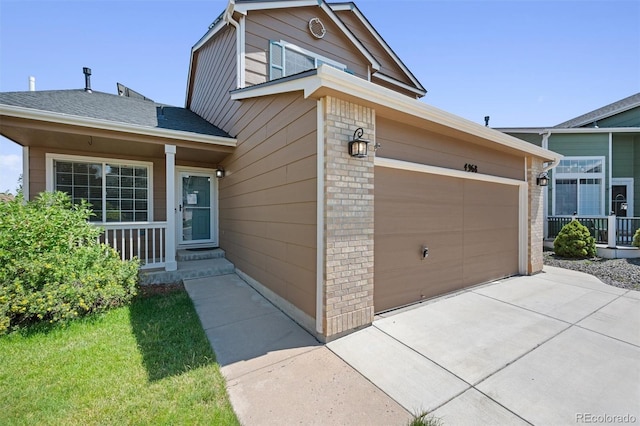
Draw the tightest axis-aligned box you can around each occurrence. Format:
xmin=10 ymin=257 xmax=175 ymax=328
xmin=547 ymin=133 xmax=610 ymax=216
xmin=378 ymin=116 xmax=525 ymax=181
xmin=219 ymin=92 xmax=318 ymax=319
xmin=332 ymin=10 xmax=415 ymax=89
xmin=189 ymin=25 xmax=240 ymax=134
xmin=244 ymin=7 xmax=369 ymax=86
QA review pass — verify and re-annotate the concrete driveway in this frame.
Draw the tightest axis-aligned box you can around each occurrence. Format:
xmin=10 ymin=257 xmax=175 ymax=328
xmin=328 ymin=266 xmax=640 ymax=425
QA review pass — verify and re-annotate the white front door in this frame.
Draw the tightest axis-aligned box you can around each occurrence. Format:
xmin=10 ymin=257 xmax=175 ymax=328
xmin=177 ymin=170 xmax=218 ymax=246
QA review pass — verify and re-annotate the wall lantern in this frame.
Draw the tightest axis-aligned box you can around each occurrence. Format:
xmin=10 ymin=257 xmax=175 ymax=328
xmin=536 ymin=172 xmax=549 ymax=187
xmin=216 ymin=167 xmax=225 ymax=178
xmin=348 ymin=128 xmax=369 ymax=158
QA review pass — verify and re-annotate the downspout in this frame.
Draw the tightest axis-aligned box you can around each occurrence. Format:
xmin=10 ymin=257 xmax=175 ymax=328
xmin=540 ymin=130 xmax=560 ymax=238
xmin=224 ymin=1 xmax=245 ymax=89
xmin=540 ymin=130 xmax=560 ymax=173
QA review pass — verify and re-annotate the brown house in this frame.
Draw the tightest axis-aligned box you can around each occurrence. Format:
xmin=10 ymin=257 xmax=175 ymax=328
xmin=0 ymin=0 xmax=559 ymax=341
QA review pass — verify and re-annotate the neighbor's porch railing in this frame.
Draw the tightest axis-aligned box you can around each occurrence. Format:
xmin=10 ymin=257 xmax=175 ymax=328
xmin=97 ymin=222 xmax=167 ymax=270
xmin=547 ymin=216 xmax=639 ymax=246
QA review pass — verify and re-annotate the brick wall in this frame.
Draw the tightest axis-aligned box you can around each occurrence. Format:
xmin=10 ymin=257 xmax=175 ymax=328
xmin=322 ymin=96 xmax=375 ymax=340
xmin=527 ymin=156 xmax=545 ymax=273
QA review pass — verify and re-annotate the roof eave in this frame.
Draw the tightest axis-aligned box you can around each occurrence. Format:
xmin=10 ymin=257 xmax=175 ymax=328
xmin=498 ymin=127 xmax=640 ymax=134
xmin=232 ymin=66 xmax=558 ymax=162
xmin=0 ymin=104 xmax=237 ymax=147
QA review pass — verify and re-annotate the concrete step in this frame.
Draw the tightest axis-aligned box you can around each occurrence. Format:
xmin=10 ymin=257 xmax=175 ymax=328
xmin=177 ymin=248 xmax=225 ymax=262
xmin=140 ymin=257 xmax=235 ymax=285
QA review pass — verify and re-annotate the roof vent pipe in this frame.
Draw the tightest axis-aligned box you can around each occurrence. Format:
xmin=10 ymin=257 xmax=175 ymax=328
xmin=484 ymin=116 xmax=490 ymax=127
xmin=29 ymin=76 xmax=36 ymax=91
xmin=83 ymin=67 xmax=92 ymax=93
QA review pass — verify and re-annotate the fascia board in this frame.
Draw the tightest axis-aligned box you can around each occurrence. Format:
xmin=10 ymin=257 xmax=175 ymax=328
xmin=186 ymin=18 xmax=229 ymax=107
xmin=192 ymin=18 xmax=228 ymax=53
xmin=0 ymin=105 xmax=237 ymax=147
xmin=498 ymin=127 xmax=640 ymax=134
xmin=329 ymin=3 xmax=426 ymax=92
xmin=234 ymin=1 xmax=320 ymax=13
xmin=372 ymin=72 xmax=426 ymax=97
xmin=318 ymin=2 xmax=380 ymax=71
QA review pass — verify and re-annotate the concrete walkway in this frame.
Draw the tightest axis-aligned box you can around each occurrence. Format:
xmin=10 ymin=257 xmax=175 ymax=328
xmin=185 ymin=266 xmax=640 ymax=425
xmin=184 ymin=274 xmax=411 ymax=425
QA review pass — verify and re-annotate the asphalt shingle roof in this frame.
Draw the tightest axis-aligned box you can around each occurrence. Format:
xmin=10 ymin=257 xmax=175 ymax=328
xmin=554 ymin=92 xmax=640 ymax=128
xmin=0 ymin=89 xmax=231 ymax=138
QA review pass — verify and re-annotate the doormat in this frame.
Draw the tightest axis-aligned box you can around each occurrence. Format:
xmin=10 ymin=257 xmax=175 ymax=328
xmin=186 ymin=247 xmax=218 ymax=251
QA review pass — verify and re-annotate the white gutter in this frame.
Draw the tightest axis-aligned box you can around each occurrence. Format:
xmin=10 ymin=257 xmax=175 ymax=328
xmin=500 ymin=127 xmax=640 ymax=134
xmin=0 ymin=104 xmax=237 ymax=147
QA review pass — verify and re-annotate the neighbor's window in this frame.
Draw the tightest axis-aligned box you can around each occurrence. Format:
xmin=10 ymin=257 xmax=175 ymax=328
xmin=269 ymin=40 xmax=347 ymax=80
xmin=553 ymin=157 xmax=604 ymax=216
xmin=53 ymin=159 xmax=150 ymax=222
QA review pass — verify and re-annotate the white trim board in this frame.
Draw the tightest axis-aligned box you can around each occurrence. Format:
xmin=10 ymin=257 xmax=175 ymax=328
xmin=316 ymin=98 xmax=325 ymax=335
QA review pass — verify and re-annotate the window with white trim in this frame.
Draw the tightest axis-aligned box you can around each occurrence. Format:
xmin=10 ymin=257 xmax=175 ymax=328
xmin=269 ymin=40 xmax=347 ymax=80
xmin=553 ymin=157 xmax=605 ymax=216
xmin=52 ymin=157 xmax=151 ymax=223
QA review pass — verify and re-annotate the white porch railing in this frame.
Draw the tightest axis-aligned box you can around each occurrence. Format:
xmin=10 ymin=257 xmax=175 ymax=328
xmin=547 ymin=216 xmax=640 ymax=247
xmin=97 ymin=222 xmax=167 ymax=270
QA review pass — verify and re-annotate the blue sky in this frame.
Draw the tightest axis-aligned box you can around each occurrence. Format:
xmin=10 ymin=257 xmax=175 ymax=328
xmin=1 ymin=0 xmax=639 ymax=192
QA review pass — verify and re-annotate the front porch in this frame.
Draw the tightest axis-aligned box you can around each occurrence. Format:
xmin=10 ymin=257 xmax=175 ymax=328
xmin=546 ymin=215 xmax=640 ymax=258
xmin=98 ymin=222 xmax=235 ymax=283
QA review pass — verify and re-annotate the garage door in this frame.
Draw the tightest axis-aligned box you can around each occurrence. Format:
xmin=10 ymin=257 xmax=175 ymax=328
xmin=374 ymin=166 xmax=520 ymax=313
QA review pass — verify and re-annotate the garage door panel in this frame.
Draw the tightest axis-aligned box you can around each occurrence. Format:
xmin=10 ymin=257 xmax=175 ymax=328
xmin=374 ymin=166 xmax=520 ymax=313
xmin=375 ymin=262 xmax=464 ymax=312
xmin=375 ymin=231 xmax=463 ymax=270
xmin=377 ymin=203 xmax=463 ymax=234
xmin=463 ymin=249 xmax=519 ymax=286
xmin=464 ymin=180 xmax=519 ymax=205
xmin=464 ymin=205 xmax=518 ymax=231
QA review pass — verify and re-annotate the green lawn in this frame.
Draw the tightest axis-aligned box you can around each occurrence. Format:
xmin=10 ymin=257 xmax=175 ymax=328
xmin=0 ymin=287 xmax=239 ymax=425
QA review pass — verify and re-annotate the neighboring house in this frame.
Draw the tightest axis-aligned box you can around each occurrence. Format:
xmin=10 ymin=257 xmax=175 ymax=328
xmin=501 ymin=93 xmax=640 ymax=239
xmin=0 ymin=0 xmax=558 ymax=341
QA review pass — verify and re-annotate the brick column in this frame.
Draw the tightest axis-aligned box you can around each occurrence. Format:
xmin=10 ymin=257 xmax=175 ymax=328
xmin=322 ymin=96 xmax=375 ymax=340
xmin=527 ymin=156 xmax=545 ymax=274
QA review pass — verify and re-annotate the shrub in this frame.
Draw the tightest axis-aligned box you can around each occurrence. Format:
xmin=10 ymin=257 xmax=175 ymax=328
xmin=0 ymin=192 xmax=139 ymax=334
xmin=553 ymin=220 xmax=596 ymax=259
xmin=633 ymin=228 xmax=640 ymax=248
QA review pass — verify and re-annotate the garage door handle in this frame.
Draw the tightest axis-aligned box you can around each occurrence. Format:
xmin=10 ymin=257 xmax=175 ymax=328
xmin=422 ymin=246 xmax=429 ymax=259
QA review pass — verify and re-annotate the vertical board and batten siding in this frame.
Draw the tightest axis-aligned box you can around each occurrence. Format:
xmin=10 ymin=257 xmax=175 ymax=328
xmin=189 ymin=25 xmax=240 ymax=135
xmin=332 ymin=10 xmax=415 ymax=87
xmin=219 ymin=92 xmax=318 ymax=318
xmin=377 ymin=117 xmax=525 ymax=180
xmin=613 ymin=134 xmax=636 ymax=178
xmin=374 ymin=167 xmax=519 ymax=312
xmin=244 ymin=8 xmax=369 ymax=86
